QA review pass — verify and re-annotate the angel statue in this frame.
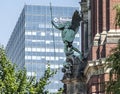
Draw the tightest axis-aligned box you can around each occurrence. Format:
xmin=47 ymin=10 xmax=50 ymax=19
xmin=51 ymin=10 xmax=82 ymax=59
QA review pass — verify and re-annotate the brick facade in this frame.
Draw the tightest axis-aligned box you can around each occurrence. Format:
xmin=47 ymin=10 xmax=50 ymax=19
xmin=90 ymin=0 xmax=119 ymax=60
xmin=80 ymin=0 xmax=120 ymax=93
xmin=87 ymin=74 xmax=109 ymax=94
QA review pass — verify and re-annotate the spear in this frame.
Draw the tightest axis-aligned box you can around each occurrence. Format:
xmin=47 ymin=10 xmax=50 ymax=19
xmin=50 ymin=2 xmax=56 ymax=61
xmin=50 ymin=2 xmax=53 ymax=21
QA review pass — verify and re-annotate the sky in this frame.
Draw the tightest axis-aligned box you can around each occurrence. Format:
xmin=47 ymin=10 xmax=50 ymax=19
xmin=0 ymin=0 xmax=80 ymax=47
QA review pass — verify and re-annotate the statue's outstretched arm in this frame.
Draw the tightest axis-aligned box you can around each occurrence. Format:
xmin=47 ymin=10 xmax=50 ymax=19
xmin=51 ymin=20 xmax=64 ymax=30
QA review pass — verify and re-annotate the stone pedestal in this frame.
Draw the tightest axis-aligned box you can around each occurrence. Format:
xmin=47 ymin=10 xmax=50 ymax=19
xmin=61 ymin=55 xmax=87 ymax=94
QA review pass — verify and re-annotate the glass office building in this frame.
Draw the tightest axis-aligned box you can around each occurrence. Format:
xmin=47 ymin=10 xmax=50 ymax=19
xmin=6 ymin=5 xmax=80 ymax=93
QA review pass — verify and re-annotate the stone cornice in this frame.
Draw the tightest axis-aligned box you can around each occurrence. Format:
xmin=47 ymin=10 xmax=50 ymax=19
xmin=107 ymin=29 xmax=120 ymax=43
xmin=84 ymin=58 xmax=106 ymax=83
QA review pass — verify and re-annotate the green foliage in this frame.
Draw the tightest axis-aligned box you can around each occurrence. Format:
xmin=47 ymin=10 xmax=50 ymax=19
xmin=33 ymin=64 xmax=56 ymax=94
xmin=0 ymin=47 xmax=56 ymax=94
xmin=106 ymin=39 xmax=120 ymax=94
xmin=113 ymin=4 xmax=120 ymax=27
xmin=0 ymin=47 xmax=17 ymax=93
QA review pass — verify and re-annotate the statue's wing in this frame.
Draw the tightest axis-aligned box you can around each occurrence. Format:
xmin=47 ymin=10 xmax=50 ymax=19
xmin=69 ymin=10 xmax=82 ymax=31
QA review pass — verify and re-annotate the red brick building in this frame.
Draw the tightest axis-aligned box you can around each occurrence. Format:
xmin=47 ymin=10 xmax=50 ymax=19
xmin=80 ymin=0 xmax=120 ymax=93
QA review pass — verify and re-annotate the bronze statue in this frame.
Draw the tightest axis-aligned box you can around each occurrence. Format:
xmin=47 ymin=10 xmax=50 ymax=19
xmin=51 ymin=10 xmax=82 ymax=59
